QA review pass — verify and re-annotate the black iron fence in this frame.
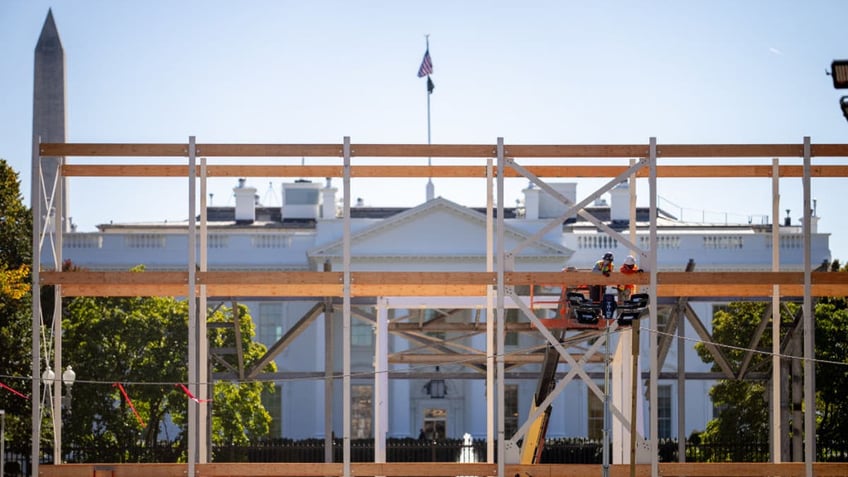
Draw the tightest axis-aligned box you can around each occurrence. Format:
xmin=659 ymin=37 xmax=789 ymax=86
xmin=3 ymin=436 xmax=847 ymax=475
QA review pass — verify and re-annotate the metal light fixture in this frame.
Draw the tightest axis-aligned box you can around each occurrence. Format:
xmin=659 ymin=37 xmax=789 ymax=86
xmin=830 ymin=60 xmax=848 ymax=122
xmin=42 ymin=367 xmax=55 ymax=384
xmin=62 ymin=366 xmax=76 ymax=390
xmin=831 ymin=60 xmax=848 ymax=89
xmin=62 ymin=366 xmax=76 ymax=409
xmin=424 ymin=366 xmax=447 ymax=399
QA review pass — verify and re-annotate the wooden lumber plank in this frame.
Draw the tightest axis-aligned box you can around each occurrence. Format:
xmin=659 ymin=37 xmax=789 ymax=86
xmin=200 ymin=271 xmax=343 ymax=285
xmin=40 ymin=463 xmax=188 ymax=477
xmin=658 ymin=144 xmax=804 ymax=157
xmin=60 ymin=284 xmax=192 ymax=297
xmin=352 ymin=271 xmax=495 ymax=285
xmin=812 ymin=143 xmax=848 ymax=157
xmin=40 ymin=271 xmax=189 ymax=285
xmin=35 ymin=462 xmax=848 ymax=477
xmin=63 ymin=164 xmax=189 ymax=177
xmin=350 ymin=143 xmax=497 ymax=157
xmin=61 ymin=163 xmax=848 ymax=179
xmin=346 ymin=462 xmax=497 ymax=476
xmin=352 ymin=284 xmax=489 ymax=296
xmin=196 ymin=144 xmax=343 ymax=157
xmin=41 ymin=143 xmax=188 ymax=157
xmin=389 ymin=353 xmax=603 ymax=364
xmin=45 ymin=271 xmax=848 ymax=297
xmin=658 ymin=283 xmax=848 ymax=297
xmin=209 ymin=284 xmax=343 ymax=297
xmin=44 ymin=142 xmax=848 ymax=159
xmin=504 ymin=144 xmax=649 ymax=157
xmin=199 ymin=462 xmax=343 ymax=476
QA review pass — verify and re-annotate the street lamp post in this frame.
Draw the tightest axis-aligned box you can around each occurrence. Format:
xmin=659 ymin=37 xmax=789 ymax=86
xmin=62 ymin=366 xmax=76 ymax=411
xmin=41 ymin=367 xmax=55 ymax=463
xmin=1 ymin=409 xmax=6 ymax=477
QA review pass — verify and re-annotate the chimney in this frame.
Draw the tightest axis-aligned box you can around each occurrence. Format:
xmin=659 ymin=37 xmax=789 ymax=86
xmin=233 ymin=178 xmax=257 ymax=223
xmin=522 ymin=183 xmax=540 ymax=219
xmin=609 ymin=181 xmax=630 ymax=223
xmin=538 ymin=183 xmax=577 ymax=220
xmin=322 ymin=178 xmax=337 ymax=219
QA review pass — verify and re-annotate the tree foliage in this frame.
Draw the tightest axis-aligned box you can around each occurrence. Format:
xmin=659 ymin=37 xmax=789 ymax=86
xmin=694 ymin=301 xmax=793 ymax=446
xmin=696 ymin=264 xmax=848 ymax=456
xmin=811 ymin=290 xmax=848 ymax=444
xmin=0 ymin=158 xmax=33 ymax=441
xmin=62 ymin=273 xmax=276 ymax=460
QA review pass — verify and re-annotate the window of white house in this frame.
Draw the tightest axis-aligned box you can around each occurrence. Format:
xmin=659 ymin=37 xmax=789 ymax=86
xmin=352 ymin=384 xmax=373 ymax=438
xmin=505 ymin=309 xmax=519 ymax=346
xmin=504 ymin=384 xmax=519 ymax=438
xmin=351 ymin=319 xmax=373 ymax=347
xmin=423 ymin=407 xmax=446 ymax=440
xmin=258 ymin=303 xmax=284 ymax=344
xmin=261 ymin=384 xmax=282 ymax=437
xmin=587 ymin=385 xmax=605 ymax=439
xmin=658 ymin=385 xmax=672 ymax=439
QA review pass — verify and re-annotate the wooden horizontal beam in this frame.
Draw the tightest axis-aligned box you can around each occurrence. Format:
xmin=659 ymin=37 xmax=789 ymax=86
xmin=60 ymin=163 xmax=848 ymax=178
xmin=40 ymin=271 xmax=848 ymax=287
xmin=39 ymin=271 xmax=848 ymax=298
xmin=389 ymin=353 xmax=603 ymax=364
xmin=41 ymin=142 xmax=848 ymax=159
xmin=51 ymin=283 xmax=847 ymax=298
xmin=36 ymin=462 xmax=848 ymax=477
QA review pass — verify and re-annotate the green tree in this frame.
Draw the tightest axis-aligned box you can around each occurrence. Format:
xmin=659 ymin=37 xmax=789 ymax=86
xmin=696 ymin=266 xmax=848 ymax=460
xmin=811 ymin=284 xmax=848 ymax=449
xmin=207 ymin=307 xmax=275 ymax=448
xmin=694 ymin=302 xmax=789 ymax=451
xmin=0 ymin=158 xmax=33 ymax=442
xmin=62 ymin=276 xmax=275 ymax=461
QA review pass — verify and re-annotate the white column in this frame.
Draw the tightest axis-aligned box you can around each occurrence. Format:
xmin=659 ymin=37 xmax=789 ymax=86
xmin=485 ymin=158 xmax=495 ymax=462
xmin=374 ymin=298 xmax=389 ymax=463
xmin=771 ymin=158 xmax=782 ymax=463
xmin=187 ymin=136 xmax=198 ymax=477
xmin=342 ymin=137 xmax=352 ymax=477
xmin=495 ymin=138 xmax=506 ymax=477
xmin=648 ymin=137 xmax=659 ymax=477
xmin=199 ymin=156 xmax=209 ymax=462
xmin=802 ymin=137 xmax=814 ymax=475
xmin=31 ymin=136 xmax=43 ymax=476
xmin=51 ymin=153 xmax=64 ymax=464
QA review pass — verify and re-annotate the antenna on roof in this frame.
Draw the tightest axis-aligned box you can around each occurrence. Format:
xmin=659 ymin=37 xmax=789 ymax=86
xmin=263 ymin=181 xmax=279 ymax=206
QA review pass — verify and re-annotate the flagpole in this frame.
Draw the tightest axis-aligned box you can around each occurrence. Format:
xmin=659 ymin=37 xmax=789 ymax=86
xmin=425 ymin=34 xmax=434 ymax=201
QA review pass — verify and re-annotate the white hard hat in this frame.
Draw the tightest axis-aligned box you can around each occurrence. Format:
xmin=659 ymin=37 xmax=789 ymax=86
xmin=624 ymin=255 xmax=636 ymax=265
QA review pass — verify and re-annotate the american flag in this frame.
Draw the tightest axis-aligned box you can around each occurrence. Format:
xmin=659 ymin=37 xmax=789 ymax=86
xmin=417 ymin=49 xmax=433 ymax=77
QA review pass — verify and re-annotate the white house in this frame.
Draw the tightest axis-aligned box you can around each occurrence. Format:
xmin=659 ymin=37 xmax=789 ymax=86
xmin=54 ymin=177 xmax=831 ymax=446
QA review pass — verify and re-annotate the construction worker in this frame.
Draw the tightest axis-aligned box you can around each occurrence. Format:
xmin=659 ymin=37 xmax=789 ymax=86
xmin=619 ymin=254 xmax=644 ymax=299
xmin=590 ymin=251 xmax=614 ymax=301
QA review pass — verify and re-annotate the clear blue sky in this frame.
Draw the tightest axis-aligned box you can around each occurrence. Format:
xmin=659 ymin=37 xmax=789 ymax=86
xmin=1 ymin=1 xmax=847 ymax=262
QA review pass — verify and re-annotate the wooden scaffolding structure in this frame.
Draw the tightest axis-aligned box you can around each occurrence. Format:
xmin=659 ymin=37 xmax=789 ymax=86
xmin=31 ymin=138 xmax=848 ymax=477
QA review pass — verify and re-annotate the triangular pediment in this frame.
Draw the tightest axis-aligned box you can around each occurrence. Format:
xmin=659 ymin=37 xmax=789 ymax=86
xmin=309 ymin=198 xmax=573 ymax=267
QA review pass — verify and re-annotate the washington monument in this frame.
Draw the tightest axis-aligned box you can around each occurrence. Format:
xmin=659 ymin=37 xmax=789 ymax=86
xmin=32 ymin=9 xmax=69 ymax=237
